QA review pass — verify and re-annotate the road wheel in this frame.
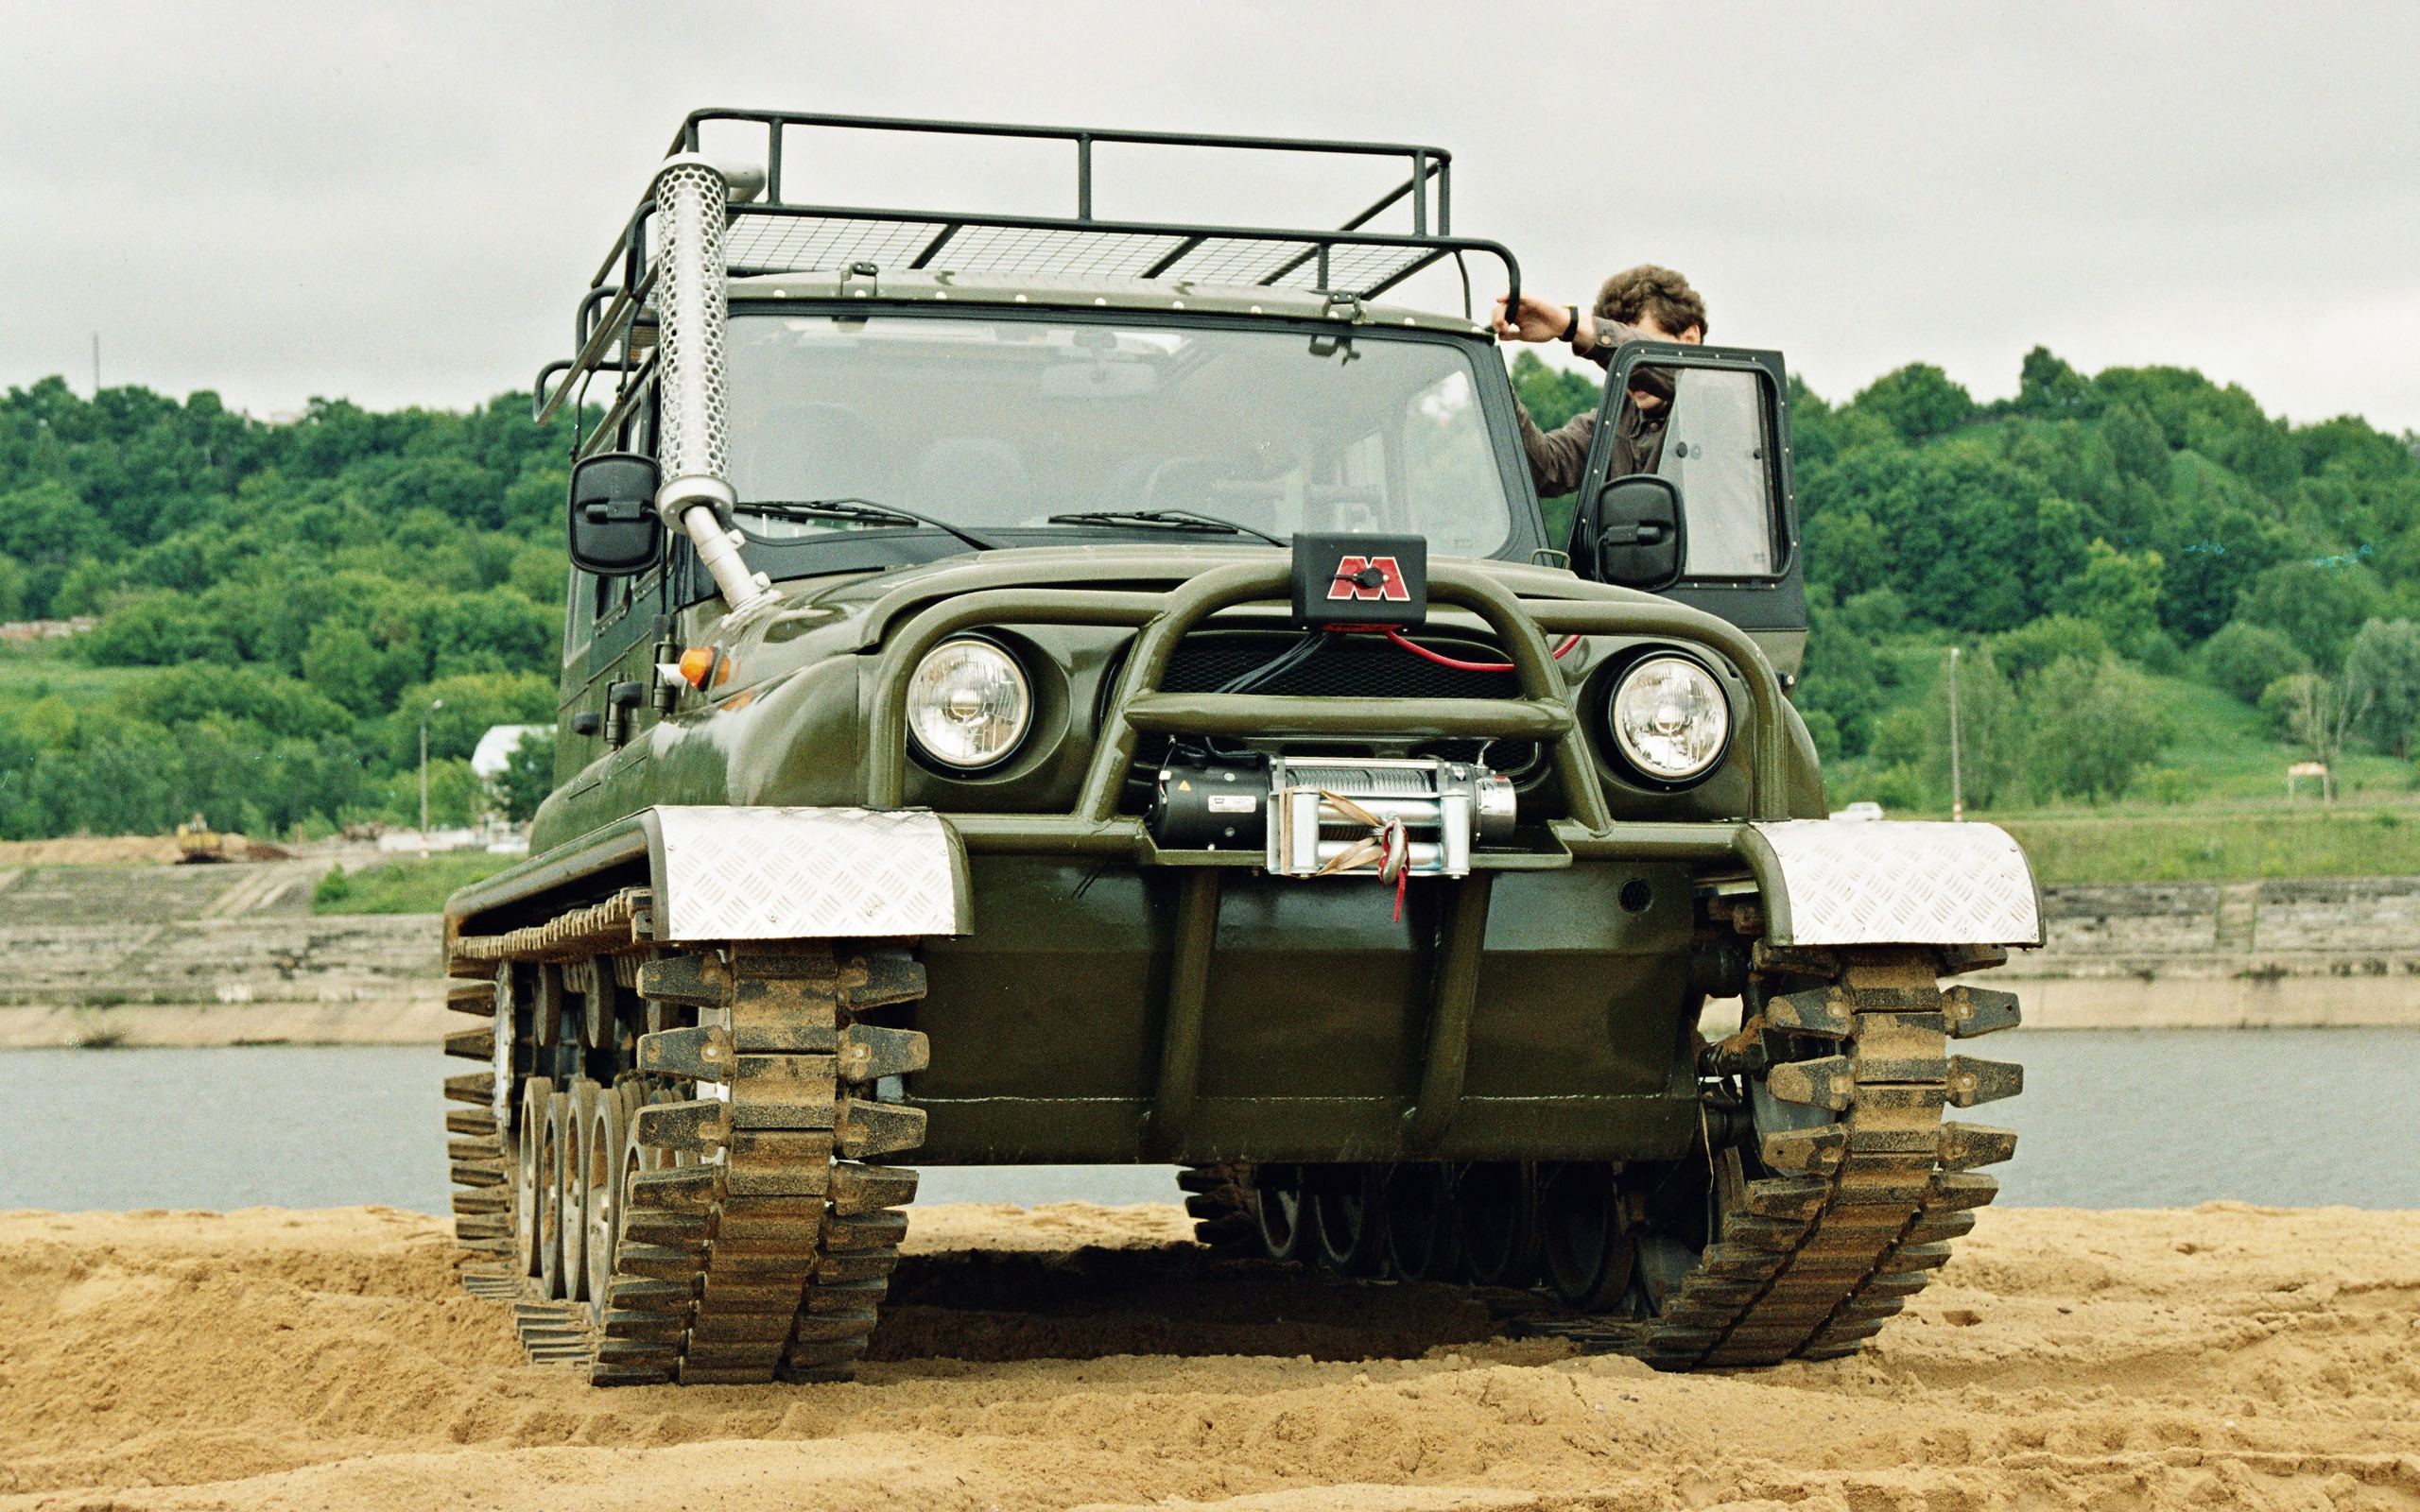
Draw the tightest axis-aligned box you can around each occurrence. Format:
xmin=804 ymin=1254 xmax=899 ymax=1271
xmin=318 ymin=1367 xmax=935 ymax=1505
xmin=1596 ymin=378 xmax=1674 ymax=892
xmin=583 ymin=1082 xmax=632 ymax=1324
xmin=1307 ymin=1163 xmax=1389 ymax=1277
xmin=515 ymin=1075 xmax=554 ymax=1280
xmin=1455 ymin=1160 xmax=1540 ymax=1289
xmin=537 ymin=1089 xmax=570 ymax=1299
xmin=558 ymin=1079 xmax=598 ymax=1303
xmin=1537 ymin=1161 xmax=1635 ymax=1312
xmin=1253 ymin=1163 xmax=1306 ymax=1262
xmin=1380 ymin=1163 xmax=1461 ymax=1282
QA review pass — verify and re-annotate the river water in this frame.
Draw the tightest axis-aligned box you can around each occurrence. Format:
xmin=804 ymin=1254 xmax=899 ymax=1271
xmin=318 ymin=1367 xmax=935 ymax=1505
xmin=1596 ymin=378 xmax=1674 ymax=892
xmin=2 ymin=1028 xmax=2413 ymax=1213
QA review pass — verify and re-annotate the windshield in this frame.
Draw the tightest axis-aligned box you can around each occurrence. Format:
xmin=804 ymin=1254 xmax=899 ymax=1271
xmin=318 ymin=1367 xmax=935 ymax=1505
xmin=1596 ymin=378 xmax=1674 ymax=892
xmin=723 ymin=313 xmax=1516 ymax=558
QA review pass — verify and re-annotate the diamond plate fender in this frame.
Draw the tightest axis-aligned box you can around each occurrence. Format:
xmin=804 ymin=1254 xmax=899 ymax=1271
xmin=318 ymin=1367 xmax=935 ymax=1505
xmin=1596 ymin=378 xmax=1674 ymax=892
xmin=1741 ymin=820 xmax=2042 ymax=948
xmin=643 ymin=806 xmax=969 ymax=942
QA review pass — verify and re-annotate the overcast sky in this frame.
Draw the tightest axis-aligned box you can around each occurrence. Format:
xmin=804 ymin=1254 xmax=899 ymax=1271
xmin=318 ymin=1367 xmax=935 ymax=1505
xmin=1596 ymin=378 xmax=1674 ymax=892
xmin=6 ymin=1 xmax=2415 ymax=432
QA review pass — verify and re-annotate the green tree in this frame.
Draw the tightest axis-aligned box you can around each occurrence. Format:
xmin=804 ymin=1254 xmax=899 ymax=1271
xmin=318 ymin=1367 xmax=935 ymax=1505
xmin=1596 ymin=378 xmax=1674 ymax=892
xmin=2100 ymin=401 xmax=2169 ymax=487
xmin=1852 ymin=364 xmax=1975 ymax=442
xmin=1990 ymin=614 xmax=2109 ymax=685
xmin=0 ymin=552 xmax=27 ymax=621
xmin=2023 ymin=656 xmax=2169 ymax=801
xmin=2343 ymin=617 xmax=2420 ymax=757
xmin=387 ymin=670 xmax=555 ymax=765
xmin=2261 ymin=670 xmax=2366 ymax=795
xmin=1870 ymin=705 xmax=1928 ymax=769
xmin=496 ymin=726 xmax=558 ymax=823
xmin=2030 ymin=496 xmax=2093 ymax=607
xmin=2067 ymin=540 xmax=2164 ymax=647
xmin=2236 ymin=560 xmax=2388 ymax=667
xmin=1795 ymin=587 xmax=1886 ymax=756
xmin=79 ymin=591 xmax=235 ymax=665
xmin=2200 ymin=619 xmax=2308 ymax=704
xmin=2014 ymin=346 xmax=2092 ymax=416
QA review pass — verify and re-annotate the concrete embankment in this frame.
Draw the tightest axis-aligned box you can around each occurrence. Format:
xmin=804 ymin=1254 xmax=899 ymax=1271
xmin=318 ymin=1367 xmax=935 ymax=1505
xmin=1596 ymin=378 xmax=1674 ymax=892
xmin=2005 ymin=876 xmax=2420 ymax=1027
xmin=7 ymin=862 xmax=2420 ymax=1044
xmin=0 ymin=861 xmax=446 ymax=1048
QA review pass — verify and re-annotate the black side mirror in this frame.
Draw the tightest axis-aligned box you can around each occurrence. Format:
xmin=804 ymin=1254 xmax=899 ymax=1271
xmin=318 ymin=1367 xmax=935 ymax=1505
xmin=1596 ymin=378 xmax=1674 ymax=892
xmin=1592 ymin=474 xmax=1684 ymax=589
xmin=568 ymin=453 xmax=664 ymax=576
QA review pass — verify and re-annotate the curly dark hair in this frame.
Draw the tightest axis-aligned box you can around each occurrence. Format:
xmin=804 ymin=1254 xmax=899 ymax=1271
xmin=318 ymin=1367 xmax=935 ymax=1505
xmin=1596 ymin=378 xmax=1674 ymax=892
xmin=1594 ymin=266 xmax=1707 ymax=338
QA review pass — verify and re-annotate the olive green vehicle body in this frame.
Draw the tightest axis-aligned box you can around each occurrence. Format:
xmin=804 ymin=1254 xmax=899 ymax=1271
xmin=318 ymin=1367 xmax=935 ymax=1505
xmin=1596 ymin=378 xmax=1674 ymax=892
xmin=451 ymin=267 xmax=1831 ymax=1172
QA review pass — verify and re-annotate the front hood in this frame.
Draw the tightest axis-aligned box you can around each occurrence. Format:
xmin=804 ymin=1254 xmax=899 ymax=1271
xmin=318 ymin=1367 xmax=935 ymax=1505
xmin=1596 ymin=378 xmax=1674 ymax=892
xmin=682 ymin=542 xmax=1696 ymax=714
xmin=768 ymin=543 xmax=1666 ymax=652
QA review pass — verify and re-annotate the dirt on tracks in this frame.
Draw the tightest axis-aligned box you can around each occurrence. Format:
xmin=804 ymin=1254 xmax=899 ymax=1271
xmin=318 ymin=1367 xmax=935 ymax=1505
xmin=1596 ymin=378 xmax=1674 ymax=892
xmin=2 ymin=1202 xmax=2416 ymax=1511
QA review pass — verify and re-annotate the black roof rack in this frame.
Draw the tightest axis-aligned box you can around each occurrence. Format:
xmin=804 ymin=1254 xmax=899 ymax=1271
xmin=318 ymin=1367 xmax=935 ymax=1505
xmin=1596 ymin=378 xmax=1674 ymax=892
xmin=537 ymin=110 xmax=1520 ymax=424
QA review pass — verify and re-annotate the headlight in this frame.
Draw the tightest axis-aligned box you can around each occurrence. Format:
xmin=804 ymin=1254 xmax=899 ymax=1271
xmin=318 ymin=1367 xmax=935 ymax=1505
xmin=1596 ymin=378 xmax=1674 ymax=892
xmin=1609 ymin=655 xmax=1730 ymax=782
xmin=908 ymin=639 xmax=1031 ymax=770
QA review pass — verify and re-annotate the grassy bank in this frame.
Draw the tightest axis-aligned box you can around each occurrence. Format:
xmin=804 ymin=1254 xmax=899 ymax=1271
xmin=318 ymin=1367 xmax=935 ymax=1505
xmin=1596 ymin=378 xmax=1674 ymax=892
xmin=312 ymin=851 xmax=519 ymax=915
xmin=1990 ymin=806 xmax=2420 ymax=885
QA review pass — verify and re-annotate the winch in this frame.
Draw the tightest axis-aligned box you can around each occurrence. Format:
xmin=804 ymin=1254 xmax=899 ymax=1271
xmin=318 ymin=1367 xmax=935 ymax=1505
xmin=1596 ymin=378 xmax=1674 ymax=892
xmin=1146 ymin=753 xmax=1515 ymax=879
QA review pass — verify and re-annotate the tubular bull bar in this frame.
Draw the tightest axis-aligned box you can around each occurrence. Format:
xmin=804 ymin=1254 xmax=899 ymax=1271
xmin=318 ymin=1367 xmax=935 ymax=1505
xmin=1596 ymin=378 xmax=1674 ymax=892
xmin=866 ymin=556 xmax=1791 ymax=830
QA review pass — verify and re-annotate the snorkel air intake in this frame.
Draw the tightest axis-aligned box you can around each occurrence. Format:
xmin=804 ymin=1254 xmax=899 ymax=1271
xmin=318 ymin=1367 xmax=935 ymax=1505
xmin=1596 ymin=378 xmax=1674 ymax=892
xmin=648 ymin=153 xmax=777 ymax=621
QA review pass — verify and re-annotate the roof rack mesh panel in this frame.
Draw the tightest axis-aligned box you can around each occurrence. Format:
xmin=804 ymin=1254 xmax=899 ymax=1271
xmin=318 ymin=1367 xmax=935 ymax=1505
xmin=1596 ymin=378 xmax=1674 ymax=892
xmin=1161 ymin=237 xmax=1433 ymax=292
xmin=716 ymin=213 xmax=1445 ymax=294
xmin=919 ymin=224 xmax=1190 ymax=279
xmin=721 ymin=217 xmax=948 ymax=275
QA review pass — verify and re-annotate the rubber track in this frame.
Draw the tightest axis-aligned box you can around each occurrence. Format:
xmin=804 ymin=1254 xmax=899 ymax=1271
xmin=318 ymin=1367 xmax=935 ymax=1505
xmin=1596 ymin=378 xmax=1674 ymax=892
xmin=601 ymin=944 xmax=925 ymax=1386
xmin=1636 ymin=945 xmax=2018 ymax=1369
xmin=440 ymin=958 xmax=510 ymax=1258
xmin=1177 ymin=1163 xmax=1258 ymax=1255
xmin=450 ymin=930 xmax=925 ymax=1387
xmin=451 ymin=887 xmax=652 ymax=964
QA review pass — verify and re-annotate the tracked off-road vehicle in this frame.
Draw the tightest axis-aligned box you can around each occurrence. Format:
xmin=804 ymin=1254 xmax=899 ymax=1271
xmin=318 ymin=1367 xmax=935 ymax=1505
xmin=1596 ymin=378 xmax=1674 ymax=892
xmin=441 ymin=111 xmax=2044 ymax=1383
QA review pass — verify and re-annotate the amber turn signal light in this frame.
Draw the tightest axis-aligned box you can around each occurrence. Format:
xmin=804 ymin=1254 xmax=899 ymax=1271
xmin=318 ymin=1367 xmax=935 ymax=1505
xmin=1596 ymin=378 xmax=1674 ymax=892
xmin=677 ymin=647 xmax=716 ymax=688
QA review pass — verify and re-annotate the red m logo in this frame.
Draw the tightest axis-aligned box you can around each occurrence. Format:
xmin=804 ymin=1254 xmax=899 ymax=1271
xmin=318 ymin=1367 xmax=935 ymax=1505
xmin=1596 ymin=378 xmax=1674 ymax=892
xmin=1326 ymin=555 xmax=1411 ymax=602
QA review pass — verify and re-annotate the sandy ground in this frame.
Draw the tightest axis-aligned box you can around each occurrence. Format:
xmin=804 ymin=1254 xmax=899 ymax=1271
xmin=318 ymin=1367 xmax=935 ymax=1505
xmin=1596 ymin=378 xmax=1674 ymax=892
xmin=1 ymin=1203 xmax=2415 ymax=1511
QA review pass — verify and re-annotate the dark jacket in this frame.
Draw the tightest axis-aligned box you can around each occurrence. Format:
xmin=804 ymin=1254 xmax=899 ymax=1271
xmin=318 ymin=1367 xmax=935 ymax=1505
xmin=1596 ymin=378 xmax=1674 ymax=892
xmin=1512 ymin=318 xmax=1670 ymax=498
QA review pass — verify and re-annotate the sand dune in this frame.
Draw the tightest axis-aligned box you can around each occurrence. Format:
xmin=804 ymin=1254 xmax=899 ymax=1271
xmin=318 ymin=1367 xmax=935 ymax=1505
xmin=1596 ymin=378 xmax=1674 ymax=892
xmin=2 ymin=1202 xmax=2416 ymax=1510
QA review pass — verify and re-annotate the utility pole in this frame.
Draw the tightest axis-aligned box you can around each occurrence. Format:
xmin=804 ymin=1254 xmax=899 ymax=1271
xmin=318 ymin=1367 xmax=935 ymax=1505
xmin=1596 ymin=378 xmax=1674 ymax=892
xmin=419 ymin=698 xmax=445 ymax=844
xmin=1947 ymin=645 xmax=1964 ymax=821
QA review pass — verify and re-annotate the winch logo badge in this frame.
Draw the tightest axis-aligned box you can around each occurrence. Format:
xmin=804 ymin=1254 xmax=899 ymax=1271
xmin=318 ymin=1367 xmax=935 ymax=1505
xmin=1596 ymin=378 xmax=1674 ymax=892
xmin=1289 ymin=531 xmax=1426 ymax=627
xmin=1327 ymin=556 xmax=1412 ymax=603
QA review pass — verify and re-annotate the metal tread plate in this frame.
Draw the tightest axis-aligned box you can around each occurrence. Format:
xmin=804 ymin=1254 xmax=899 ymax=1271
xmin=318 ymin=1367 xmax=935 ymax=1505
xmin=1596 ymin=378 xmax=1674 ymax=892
xmin=648 ymin=805 xmax=968 ymax=942
xmin=1748 ymin=819 xmax=2042 ymax=948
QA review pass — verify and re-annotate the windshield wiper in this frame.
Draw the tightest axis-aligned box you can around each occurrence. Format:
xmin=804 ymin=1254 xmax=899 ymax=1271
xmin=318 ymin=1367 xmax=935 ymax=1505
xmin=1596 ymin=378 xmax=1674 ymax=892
xmin=1046 ymin=508 xmax=1286 ymax=546
xmin=739 ymin=498 xmax=1004 ymax=553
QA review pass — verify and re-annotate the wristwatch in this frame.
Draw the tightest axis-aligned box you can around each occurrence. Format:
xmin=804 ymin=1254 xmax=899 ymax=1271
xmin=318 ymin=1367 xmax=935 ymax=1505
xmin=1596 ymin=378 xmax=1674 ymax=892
xmin=1563 ymin=305 xmax=1583 ymax=346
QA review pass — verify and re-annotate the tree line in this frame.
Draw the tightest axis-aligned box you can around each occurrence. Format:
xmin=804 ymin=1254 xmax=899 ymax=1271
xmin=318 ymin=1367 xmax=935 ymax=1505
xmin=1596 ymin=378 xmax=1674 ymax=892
xmin=0 ymin=378 xmax=568 ymax=838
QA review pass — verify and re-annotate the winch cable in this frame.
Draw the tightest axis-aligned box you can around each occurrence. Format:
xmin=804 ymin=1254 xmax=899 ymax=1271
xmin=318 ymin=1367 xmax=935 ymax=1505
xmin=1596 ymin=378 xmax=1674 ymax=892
xmin=1308 ymin=789 xmax=1414 ymax=921
xmin=1175 ymin=629 xmax=1330 ymax=765
xmin=1374 ymin=627 xmax=1582 ymax=675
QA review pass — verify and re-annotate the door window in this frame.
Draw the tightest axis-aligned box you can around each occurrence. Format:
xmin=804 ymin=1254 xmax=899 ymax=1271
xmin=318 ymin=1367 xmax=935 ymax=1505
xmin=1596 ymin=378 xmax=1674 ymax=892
xmin=565 ymin=566 xmax=596 ymax=666
xmin=1657 ymin=369 xmax=1776 ymax=577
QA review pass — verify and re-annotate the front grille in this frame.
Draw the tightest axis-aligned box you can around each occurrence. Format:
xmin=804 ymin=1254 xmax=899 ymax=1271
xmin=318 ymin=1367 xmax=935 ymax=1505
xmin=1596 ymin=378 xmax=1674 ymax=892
xmin=1156 ymin=631 xmax=1521 ymax=701
xmin=1119 ymin=631 xmax=1532 ymax=805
